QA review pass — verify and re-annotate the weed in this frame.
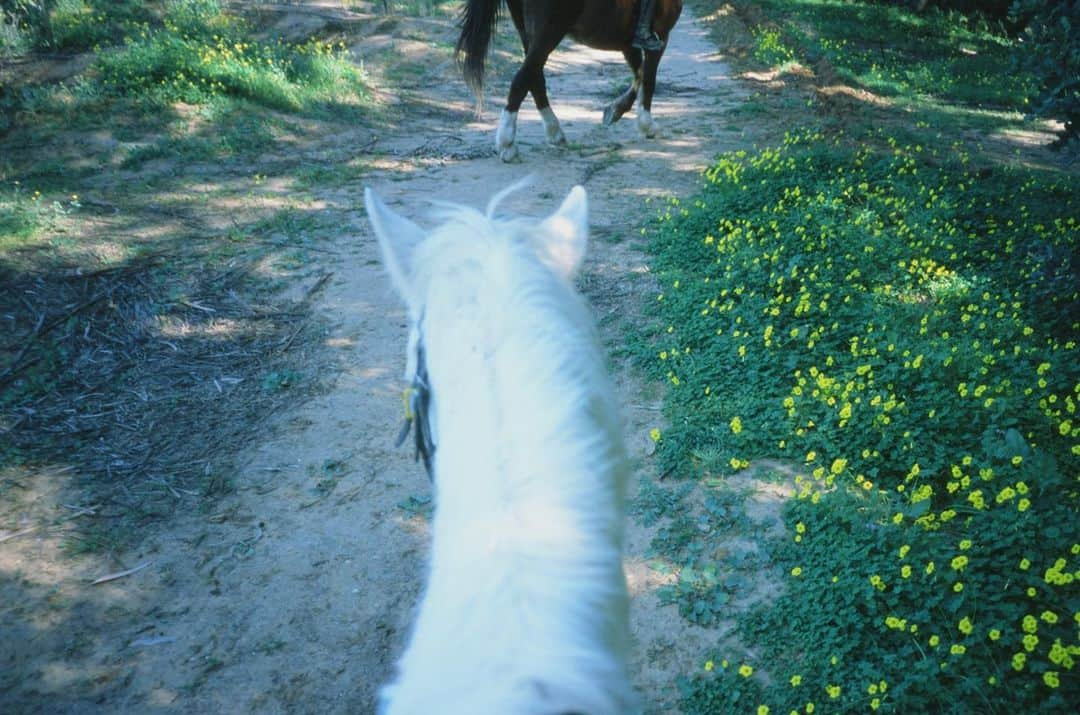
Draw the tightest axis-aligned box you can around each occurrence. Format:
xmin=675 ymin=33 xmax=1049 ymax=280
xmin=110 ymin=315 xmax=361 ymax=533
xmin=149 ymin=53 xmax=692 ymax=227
xmin=0 ymin=182 xmax=80 ymax=249
xmin=638 ymin=130 xmax=1079 ymax=713
xmin=261 ymin=369 xmax=302 ymax=392
xmin=95 ymin=1 xmax=369 ymax=116
xmin=397 ymin=493 xmax=433 ymax=519
xmin=631 ymin=478 xmax=693 ymax=527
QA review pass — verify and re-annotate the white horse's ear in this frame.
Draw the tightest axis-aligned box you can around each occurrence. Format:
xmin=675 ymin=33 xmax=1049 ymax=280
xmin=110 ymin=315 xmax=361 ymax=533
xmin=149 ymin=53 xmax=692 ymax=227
xmin=537 ymin=185 xmax=588 ymax=279
xmin=365 ymin=187 xmax=426 ymax=308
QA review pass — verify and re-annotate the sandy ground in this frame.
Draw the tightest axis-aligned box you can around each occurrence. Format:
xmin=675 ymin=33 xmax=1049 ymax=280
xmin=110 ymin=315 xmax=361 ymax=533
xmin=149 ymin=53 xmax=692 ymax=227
xmin=2 ymin=3 xmax=792 ymax=712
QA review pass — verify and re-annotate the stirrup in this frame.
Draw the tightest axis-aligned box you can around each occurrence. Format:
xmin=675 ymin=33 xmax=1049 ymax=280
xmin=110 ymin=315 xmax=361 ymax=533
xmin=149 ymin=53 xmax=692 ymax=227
xmin=631 ymin=31 xmax=664 ymax=52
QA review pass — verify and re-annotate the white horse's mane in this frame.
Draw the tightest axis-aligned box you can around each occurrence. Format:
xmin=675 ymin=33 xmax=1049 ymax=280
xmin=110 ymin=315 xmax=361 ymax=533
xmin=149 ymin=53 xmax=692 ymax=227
xmin=366 ymin=186 xmax=637 ymax=715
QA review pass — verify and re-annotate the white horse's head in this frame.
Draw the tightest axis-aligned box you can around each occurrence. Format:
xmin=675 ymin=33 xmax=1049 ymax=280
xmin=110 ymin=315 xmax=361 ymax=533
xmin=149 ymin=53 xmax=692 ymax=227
xmin=364 ymin=183 xmax=590 ymax=322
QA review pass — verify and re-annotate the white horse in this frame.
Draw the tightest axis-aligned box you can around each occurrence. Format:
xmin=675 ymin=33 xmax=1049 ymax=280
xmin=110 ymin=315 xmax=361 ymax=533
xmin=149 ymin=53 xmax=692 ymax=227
xmin=365 ymin=184 xmax=636 ymax=715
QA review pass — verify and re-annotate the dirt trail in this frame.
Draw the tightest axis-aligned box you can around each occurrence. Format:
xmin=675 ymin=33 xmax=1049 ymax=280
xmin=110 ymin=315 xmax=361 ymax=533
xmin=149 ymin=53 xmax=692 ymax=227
xmin=3 ymin=4 xmax=786 ymax=713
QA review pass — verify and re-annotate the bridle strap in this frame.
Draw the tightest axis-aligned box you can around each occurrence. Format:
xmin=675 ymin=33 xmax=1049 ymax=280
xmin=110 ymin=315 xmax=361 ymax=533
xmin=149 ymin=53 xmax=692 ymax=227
xmin=394 ymin=321 xmax=436 ymax=482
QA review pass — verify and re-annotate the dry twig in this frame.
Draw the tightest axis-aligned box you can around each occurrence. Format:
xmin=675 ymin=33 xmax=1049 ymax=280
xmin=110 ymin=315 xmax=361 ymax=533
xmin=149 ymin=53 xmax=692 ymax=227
xmin=91 ymin=561 xmax=152 ymax=585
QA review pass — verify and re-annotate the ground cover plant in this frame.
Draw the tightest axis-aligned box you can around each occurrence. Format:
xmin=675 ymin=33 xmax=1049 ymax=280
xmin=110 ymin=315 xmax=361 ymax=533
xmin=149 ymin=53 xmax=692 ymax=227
xmin=95 ymin=0 xmax=368 ymax=114
xmin=636 ymin=127 xmax=1079 ymax=712
xmin=730 ymin=0 xmax=1073 ymax=146
xmin=0 ymin=0 xmax=154 ymax=52
xmin=749 ymin=0 xmax=1030 ymax=107
xmin=2 ymin=0 xmax=369 ymax=137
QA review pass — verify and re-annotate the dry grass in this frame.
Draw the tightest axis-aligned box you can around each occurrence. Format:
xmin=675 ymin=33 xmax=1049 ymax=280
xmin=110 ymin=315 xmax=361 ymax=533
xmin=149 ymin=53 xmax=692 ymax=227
xmin=1 ymin=243 xmax=331 ymax=550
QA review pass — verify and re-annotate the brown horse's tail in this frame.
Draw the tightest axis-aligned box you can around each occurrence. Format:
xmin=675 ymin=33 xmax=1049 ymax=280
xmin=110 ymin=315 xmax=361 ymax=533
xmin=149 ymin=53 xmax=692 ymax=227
xmin=455 ymin=0 xmax=502 ymax=97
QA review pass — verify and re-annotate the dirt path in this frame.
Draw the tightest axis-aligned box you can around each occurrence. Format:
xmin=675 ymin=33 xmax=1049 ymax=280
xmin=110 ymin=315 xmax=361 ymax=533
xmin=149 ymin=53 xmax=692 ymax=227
xmin=4 ymin=4 xmax=787 ymax=713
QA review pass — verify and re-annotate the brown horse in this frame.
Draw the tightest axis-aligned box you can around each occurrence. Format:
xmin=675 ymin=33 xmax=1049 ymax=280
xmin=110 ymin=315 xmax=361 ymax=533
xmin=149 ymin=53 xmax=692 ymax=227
xmin=456 ymin=0 xmax=684 ymax=161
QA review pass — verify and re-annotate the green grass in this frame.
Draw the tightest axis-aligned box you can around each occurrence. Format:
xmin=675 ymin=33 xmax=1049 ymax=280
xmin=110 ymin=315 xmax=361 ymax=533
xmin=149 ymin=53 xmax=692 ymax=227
xmin=746 ymin=0 xmax=1031 ymax=111
xmin=2 ymin=0 xmax=371 ymax=137
xmin=0 ymin=184 xmax=79 ymax=249
xmin=46 ymin=0 xmax=154 ymax=51
xmin=635 ymin=130 xmax=1078 ymax=714
xmin=95 ymin=1 xmax=369 ymax=116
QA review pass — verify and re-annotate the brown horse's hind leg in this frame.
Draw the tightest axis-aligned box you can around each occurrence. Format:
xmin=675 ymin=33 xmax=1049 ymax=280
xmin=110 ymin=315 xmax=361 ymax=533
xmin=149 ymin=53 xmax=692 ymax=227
xmin=637 ymin=47 xmax=665 ymax=137
xmin=603 ymin=49 xmax=643 ymax=126
xmin=497 ymin=32 xmax=567 ymax=161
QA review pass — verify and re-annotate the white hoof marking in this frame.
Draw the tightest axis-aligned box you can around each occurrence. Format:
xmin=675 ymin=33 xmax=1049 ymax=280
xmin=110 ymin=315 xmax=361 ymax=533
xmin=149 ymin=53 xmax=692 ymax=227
xmin=496 ymin=109 xmax=518 ymax=151
xmin=637 ymin=109 xmax=658 ymax=138
xmin=539 ymin=107 xmax=567 ymax=146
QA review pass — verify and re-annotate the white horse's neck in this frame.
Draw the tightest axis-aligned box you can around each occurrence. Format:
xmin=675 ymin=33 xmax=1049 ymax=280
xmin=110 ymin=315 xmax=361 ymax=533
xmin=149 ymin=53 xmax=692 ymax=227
xmin=418 ymin=230 xmax=609 ymax=511
xmin=376 ymin=201 xmax=637 ymax=715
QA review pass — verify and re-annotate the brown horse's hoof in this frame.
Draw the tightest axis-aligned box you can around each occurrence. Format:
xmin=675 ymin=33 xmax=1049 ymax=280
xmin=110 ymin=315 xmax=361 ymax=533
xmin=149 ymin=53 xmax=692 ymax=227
xmin=602 ymin=105 xmax=621 ymax=126
xmin=499 ymin=144 xmax=521 ymax=163
xmin=637 ymin=109 xmax=658 ymax=138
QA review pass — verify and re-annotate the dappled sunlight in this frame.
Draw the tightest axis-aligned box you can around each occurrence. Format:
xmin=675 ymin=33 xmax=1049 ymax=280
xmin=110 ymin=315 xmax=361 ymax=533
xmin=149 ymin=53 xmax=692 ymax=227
xmin=359 ymin=365 xmax=393 ymax=383
xmin=395 ymin=508 xmax=433 ymax=539
xmin=698 ymin=4 xmax=737 ymax=22
xmin=325 ymin=336 xmax=356 ymax=348
xmin=624 ymin=554 xmax=678 ymax=598
xmin=1 ymin=460 xmax=158 ymax=706
xmin=991 ymin=123 xmax=1064 ymax=151
xmin=155 ymin=315 xmax=249 ymax=339
xmin=817 ymin=82 xmax=892 ymax=107
xmin=16 ymin=0 xmax=1073 ymax=711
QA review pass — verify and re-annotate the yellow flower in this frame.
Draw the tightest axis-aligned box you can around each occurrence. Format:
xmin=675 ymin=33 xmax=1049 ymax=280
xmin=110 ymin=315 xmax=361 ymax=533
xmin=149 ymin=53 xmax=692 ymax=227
xmin=1019 ymin=558 xmax=1031 ymax=570
xmin=649 ymin=428 xmax=661 ymax=443
xmin=958 ymin=617 xmax=973 ymax=635
xmin=739 ymin=664 xmax=754 ymax=677
xmin=989 ymin=629 xmax=1001 ymax=641
xmin=870 ymin=698 xmax=881 ymax=710
xmin=929 ymin=635 xmax=940 ymax=647
xmin=806 ymin=704 xmax=815 ymax=714
xmin=790 ymin=675 xmax=802 ymax=687
xmin=704 ymin=660 xmax=714 ymax=671
xmin=901 ymin=565 xmax=912 ymax=578
xmin=730 ymin=416 xmax=743 ymax=434
xmin=1022 ymin=615 xmax=1038 ymax=633
xmin=1018 ymin=498 xmax=1031 ymax=512
xmin=758 ymin=706 xmax=769 ymax=715
xmin=951 ymin=555 xmax=968 ymax=571
xmin=950 ymin=644 xmax=966 ymax=655
xmin=926 ymin=561 xmax=936 ymax=575
xmin=1012 ymin=652 xmax=1026 ymax=671
xmin=796 ymin=522 xmax=806 ymax=534
xmin=1023 ymin=634 xmax=1038 ymax=652
xmin=791 ymin=567 xmax=803 ymax=577
xmin=1044 ymin=671 xmax=1060 ymax=688
xmin=830 ymin=458 xmax=847 ymax=475
xmin=899 ymin=544 xmax=910 ymax=559
xmin=1041 ymin=610 xmax=1058 ymax=624
xmin=826 ymin=684 xmax=841 ymax=699
xmin=959 ymin=539 xmax=972 ymax=551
